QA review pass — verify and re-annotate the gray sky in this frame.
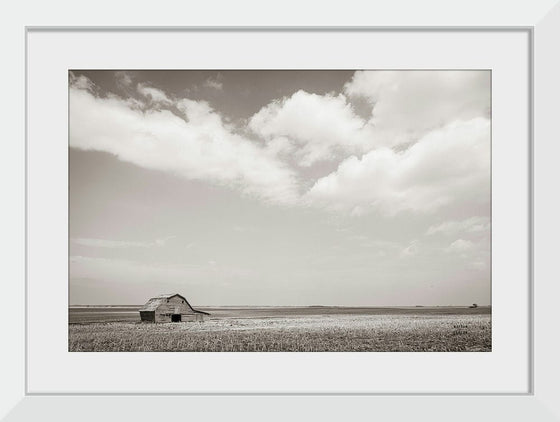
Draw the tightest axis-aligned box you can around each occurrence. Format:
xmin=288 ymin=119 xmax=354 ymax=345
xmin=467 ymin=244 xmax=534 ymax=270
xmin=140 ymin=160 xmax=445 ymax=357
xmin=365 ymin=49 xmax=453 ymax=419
xmin=69 ymin=70 xmax=491 ymax=306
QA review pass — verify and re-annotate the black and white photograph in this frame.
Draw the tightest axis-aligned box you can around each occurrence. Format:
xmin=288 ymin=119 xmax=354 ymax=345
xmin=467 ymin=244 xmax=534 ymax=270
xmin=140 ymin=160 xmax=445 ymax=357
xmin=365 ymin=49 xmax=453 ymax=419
xmin=68 ymin=69 xmax=491 ymax=352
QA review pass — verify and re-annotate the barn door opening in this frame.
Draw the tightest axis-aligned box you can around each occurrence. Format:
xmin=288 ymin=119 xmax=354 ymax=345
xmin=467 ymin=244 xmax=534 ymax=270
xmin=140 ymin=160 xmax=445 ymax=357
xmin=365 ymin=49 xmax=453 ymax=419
xmin=171 ymin=314 xmax=181 ymax=322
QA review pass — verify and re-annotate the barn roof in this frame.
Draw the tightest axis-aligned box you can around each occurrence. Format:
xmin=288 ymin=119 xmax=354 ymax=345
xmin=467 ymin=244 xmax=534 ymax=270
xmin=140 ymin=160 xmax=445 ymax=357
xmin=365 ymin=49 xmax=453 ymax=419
xmin=139 ymin=293 xmax=210 ymax=315
xmin=153 ymin=293 xmax=184 ymax=300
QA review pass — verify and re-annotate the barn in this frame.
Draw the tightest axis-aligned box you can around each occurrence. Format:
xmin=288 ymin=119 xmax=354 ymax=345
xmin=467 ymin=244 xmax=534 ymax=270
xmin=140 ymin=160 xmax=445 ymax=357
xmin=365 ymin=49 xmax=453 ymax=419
xmin=139 ymin=293 xmax=210 ymax=322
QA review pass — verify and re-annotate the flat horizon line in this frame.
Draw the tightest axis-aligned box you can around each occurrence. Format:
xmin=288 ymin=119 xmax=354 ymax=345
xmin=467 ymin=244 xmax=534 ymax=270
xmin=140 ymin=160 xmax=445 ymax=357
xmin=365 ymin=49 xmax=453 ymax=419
xmin=68 ymin=304 xmax=492 ymax=308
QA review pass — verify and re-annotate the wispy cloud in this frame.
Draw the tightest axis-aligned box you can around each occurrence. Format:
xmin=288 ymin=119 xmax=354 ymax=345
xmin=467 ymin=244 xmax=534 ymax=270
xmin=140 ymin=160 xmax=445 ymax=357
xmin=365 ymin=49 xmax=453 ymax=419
xmin=115 ymin=71 xmax=133 ymax=89
xmin=203 ymin=75 xmax=223 ymax=90
xmin=446 ymin=238 xmax=474 ymax=253
xmin=401 ymin=240 xmax=420 ymax=257
xmin=426 ymin=217 xmax=490 ymax=236
xmin=71 ymin=236 xmax=175 ymax=249
xmin=69 ymin=72 xmax=96 ymax=92
xmin=136 ymin=83 xmax=173 ymax=105
xmin=70 ymin=255 xmax=255 ymax=285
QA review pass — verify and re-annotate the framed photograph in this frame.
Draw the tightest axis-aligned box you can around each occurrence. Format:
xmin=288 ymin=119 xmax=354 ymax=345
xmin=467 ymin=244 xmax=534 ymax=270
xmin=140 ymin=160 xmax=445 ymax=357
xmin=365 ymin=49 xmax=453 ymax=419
xmin=67 ymin=67 xmax=493 ymax=354
xmin=3 ymin=1 xmax=559 ymax=419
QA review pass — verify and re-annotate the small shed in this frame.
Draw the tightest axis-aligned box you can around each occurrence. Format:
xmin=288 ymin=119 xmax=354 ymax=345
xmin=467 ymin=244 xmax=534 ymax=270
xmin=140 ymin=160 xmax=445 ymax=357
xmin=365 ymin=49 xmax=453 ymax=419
xmin=139 ymin=293 xmax=210 ymax=323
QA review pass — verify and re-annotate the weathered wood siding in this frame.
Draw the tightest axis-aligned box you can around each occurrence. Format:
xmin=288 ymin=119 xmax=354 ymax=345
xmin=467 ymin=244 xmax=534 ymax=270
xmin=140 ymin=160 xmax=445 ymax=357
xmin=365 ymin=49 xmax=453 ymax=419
xmin=155 ymin=296 xmax=196 ymax=316
xmin=155 ymin=313 xmax=171 ymax=323
xmin=153 ymin=295 xmax=203 ymax=322
xmin=140 ymin=294 xmax=208 ymax=322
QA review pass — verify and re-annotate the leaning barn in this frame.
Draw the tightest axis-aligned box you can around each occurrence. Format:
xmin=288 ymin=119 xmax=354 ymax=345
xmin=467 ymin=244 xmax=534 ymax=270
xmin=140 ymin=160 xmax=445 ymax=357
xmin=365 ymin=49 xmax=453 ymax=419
xmin=139 ymin=293 xmax=210 ymax=322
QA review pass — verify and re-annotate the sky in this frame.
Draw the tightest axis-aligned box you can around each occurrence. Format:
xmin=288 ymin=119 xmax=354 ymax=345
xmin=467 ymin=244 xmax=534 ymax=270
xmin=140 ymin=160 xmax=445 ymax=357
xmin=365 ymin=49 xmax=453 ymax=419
xmin=69 ymin=70 xmax=491 ymax=306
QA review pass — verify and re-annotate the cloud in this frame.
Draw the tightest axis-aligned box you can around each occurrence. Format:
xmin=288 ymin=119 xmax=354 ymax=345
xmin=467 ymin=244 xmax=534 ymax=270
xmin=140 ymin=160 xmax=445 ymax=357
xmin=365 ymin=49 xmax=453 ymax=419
xmin=401 ymin=240 xmax=420 ymax=257
xmin=249 ymin=71 xmax=489 ymax=168
xmin=249 ymin=90 xmax=372 ymax=166
xmin=232 ymin=225 xmax=257 ymax=233
xmin=136 ymin=83 xmax=173 ymax=105
xmin=69 ymin=71 xmax=96 ymax=92
xmin=344 ymin=70 xmax=490 ymax=141
xmin=304 ymin=118 xmax=490 ymax=216
xmin=115 ymin=71 xmax=133 ymax=89
xmin=446 ymin=238 xmax=475 ymax=253
xmin=426 ymin=216 xmax=490 ymax=236
xmin=69 ymin=71 xmax=491 ymax=217
xmin=470 ymin=260 xmax=487 ymax=270
xmin=69 ymin=76 xmax=299 ymax=205
xmin=444 ymin=235 xmax=489 ymax=268
xmin=70 ymin=255 xmax=254 ymax=286
xmin=203 ymin=75 xmax=223 ymax=90
xmin=70 ymin=255 xmax=201 ymax=285
xmin=71 ymin=236 xmax=175 ymax=248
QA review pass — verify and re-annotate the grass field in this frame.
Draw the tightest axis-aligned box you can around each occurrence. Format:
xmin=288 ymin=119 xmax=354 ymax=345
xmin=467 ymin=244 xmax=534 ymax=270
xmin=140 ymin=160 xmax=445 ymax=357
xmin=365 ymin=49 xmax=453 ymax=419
xmin=68 ymin=306 xmax=491 ymax=352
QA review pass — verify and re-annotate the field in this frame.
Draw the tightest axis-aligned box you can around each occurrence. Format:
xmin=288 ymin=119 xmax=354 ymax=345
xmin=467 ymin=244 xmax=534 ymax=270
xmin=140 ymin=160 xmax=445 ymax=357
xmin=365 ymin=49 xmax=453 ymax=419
xmin=69 ymin=306 xmax=491 ymax=352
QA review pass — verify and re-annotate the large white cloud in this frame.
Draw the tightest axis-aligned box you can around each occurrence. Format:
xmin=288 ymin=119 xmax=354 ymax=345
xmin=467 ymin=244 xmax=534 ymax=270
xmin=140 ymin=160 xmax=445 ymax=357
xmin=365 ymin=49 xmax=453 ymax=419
xmin=69 ymin=77 xmax=299 ymax=205
xmin=248 ymin=71 xmax=490 ymax=168
xmin=304 ymin=118 xmax=490 ymax=216
xmin=344 ymin=70 xmax=490 ymax=141
xmin=70 ymin=71 xmax=491 ymax=217
xmin=249 ymin=90 xmax=372 ymax=167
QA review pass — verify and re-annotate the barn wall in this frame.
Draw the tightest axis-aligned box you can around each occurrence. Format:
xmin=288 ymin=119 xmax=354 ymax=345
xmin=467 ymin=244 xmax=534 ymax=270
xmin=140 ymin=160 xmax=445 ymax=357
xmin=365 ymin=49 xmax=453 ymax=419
xmin=140 ymin=295 xmax=208 ymax=322
xmin=152 ymin=311 xmax=206 ymax=322
xmin=155 ymin=312 xmax=172 ymax=323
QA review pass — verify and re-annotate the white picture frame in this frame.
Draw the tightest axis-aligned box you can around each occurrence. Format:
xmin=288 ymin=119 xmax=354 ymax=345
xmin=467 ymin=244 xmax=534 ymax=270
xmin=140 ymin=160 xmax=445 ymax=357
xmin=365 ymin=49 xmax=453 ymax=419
xmin=3 ymin=0 xmax=560 ymax=419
